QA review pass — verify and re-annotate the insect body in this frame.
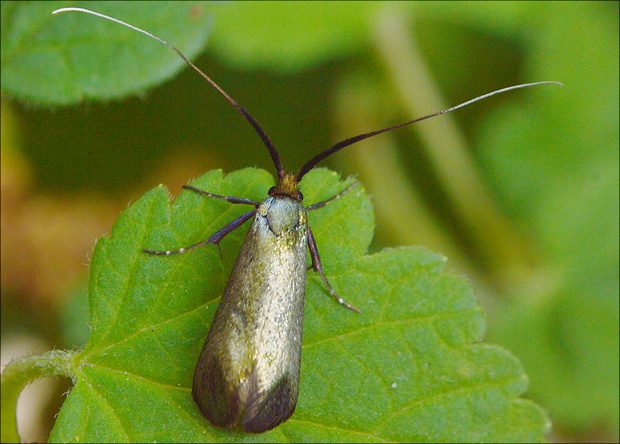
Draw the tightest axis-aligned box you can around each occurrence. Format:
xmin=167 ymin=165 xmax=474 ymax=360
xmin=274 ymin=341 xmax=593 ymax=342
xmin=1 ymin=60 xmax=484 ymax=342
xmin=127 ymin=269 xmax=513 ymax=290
xmin=52 ymin=7 xmax=562 ymax=434
xmin=178 ymin=178 xmax=359 ymax=432
xmin=194 ymin=195 xmax=309 ymax=432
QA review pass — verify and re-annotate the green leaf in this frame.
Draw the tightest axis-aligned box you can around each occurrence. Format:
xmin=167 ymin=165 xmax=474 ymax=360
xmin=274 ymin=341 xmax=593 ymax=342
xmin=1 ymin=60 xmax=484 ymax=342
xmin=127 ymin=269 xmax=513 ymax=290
xmin=17 ymin=167 xmax=548 ymax=442
xmin=1 ymin=1 xmax=214 ymax=105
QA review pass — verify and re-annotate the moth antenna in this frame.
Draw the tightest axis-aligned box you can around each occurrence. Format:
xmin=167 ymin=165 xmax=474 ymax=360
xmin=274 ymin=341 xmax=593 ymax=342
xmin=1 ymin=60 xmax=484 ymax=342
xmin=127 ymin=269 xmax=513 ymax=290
xmin=52 ymin=7 xmax=285 ymax=178
xmin=296 ymin=81 xmax=563 ymax=181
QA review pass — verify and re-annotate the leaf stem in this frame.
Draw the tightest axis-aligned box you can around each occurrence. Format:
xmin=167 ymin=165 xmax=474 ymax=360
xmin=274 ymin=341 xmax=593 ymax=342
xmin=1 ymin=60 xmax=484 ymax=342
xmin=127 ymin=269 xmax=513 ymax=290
xmin=370 ymin=5 xmax=542 ymax=290
xmin=1 ymin=350 xmax=77 ymax=443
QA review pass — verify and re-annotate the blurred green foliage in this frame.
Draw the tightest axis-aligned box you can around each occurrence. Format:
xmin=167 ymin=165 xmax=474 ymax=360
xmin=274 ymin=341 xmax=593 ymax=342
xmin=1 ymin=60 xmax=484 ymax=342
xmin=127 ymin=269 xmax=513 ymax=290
xmin=2 ymin=1 xmax=618 ymax=441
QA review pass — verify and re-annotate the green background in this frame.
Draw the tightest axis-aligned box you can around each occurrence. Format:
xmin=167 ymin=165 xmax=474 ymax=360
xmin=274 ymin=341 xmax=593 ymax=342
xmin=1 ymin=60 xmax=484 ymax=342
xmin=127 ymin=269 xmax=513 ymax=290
xmin=2 ymin=1 xmax=618 ymax=442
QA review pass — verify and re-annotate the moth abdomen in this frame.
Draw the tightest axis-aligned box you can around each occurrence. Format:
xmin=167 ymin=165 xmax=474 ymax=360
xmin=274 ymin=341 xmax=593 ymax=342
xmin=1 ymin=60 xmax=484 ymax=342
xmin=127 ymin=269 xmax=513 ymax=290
xmin=193 ymin=354 xmax=298 ymax=432
xmin=192 ymin=357 xmax=240 ymax=429
xmin=242 ymin=371 xmax=299 ymax=433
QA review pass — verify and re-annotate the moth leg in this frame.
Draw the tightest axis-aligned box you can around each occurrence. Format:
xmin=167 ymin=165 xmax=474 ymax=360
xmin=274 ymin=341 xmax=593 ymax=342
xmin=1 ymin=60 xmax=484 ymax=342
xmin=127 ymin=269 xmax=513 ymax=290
xmin=143 ymin=185 xmax=259 ymax=256
xmin=305 ymin=181 xmax=359 ymax=211
xmin=183 ymin=185 xmax=260 ymax=206
xmin=307 ymin=226 xmax=360 ymax=313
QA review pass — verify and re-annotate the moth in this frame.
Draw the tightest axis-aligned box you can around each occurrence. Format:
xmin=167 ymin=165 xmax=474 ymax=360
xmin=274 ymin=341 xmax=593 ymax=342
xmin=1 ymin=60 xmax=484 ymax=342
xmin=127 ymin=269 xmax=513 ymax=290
xmin=53 ymin=7 xmax=561 ymax=433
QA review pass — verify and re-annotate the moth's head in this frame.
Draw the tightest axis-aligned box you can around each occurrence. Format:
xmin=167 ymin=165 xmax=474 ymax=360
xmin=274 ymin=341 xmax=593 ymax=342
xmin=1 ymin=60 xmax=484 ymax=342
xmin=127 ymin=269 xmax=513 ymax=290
xmin=268 ymin=174 xmax=303 ymax=202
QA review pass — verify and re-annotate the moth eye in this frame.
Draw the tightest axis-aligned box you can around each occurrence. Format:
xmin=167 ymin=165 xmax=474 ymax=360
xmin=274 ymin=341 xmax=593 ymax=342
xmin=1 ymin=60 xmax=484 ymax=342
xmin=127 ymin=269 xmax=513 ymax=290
xmin=268 ymin=186 xmax=276 ymax=195
xmin=297 ymin=191 xmax=304 ymax=201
